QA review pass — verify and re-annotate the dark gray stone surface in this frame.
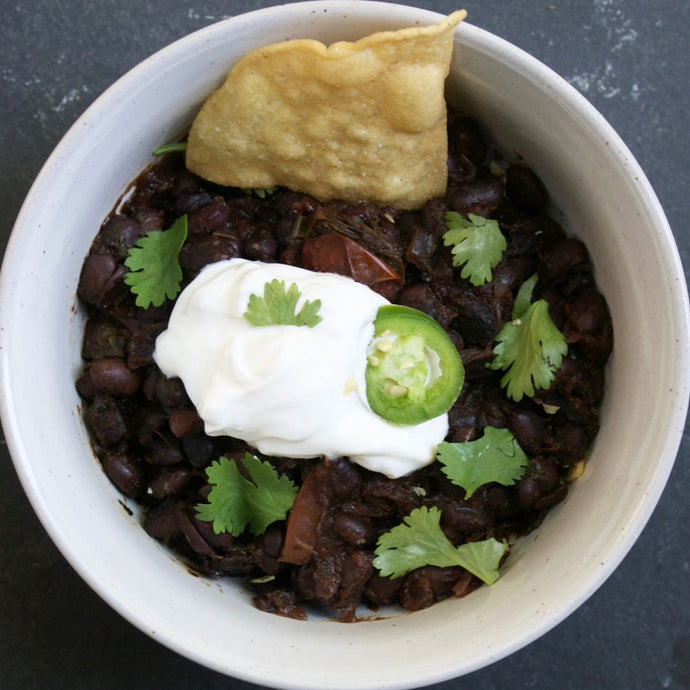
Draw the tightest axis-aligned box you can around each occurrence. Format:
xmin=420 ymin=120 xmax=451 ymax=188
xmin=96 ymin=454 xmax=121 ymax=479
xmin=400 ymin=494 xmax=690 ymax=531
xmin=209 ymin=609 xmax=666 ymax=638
xmin=2 ymin=1 xmax=688 ymax=688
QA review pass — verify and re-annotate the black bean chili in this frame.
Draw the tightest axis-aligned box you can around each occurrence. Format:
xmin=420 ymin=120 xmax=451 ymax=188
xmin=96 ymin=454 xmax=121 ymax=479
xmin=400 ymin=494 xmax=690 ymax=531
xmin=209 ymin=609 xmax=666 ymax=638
xmin=75 ymin=111 xmax=613 ymax=621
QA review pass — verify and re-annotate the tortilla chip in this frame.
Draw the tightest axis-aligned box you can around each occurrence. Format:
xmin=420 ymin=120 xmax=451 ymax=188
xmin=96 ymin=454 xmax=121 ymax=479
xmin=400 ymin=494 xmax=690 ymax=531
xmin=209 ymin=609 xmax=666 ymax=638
xmin=185 ymin=10 xmax=466 ymax=210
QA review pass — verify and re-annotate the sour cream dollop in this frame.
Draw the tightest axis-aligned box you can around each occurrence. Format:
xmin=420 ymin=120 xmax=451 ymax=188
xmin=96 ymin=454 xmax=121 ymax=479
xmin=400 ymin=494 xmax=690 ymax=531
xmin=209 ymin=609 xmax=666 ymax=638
xmin=154 ymin=258 xmax=448 ymax=478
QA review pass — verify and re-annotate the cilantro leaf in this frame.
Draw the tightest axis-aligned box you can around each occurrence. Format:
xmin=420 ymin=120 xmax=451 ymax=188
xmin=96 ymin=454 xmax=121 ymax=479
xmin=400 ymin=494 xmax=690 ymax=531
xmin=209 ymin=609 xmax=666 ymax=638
xmin=242 ymin=186 xmax=278 ymax=198
xmin=489 ymin=276 xmax=568 ymax=401
xmin=443 ymin=212 xmax=507 ymax=286
xmin=123 ymin=215 xmax=188 ymax=308
xmin=152 ymin=142 xmax=187 ymax=156
xmin=512 ymin=272 xmax=539 ymax=320
xmin=373 ymin=506 xmax=507 ymax=584
xmin=437 ymin=427 xmax=528 ymax=498
xmin=195 ymin=453 xmax=298 ymax=536
xmin=244 ymin=279 xmax=322 ymax=327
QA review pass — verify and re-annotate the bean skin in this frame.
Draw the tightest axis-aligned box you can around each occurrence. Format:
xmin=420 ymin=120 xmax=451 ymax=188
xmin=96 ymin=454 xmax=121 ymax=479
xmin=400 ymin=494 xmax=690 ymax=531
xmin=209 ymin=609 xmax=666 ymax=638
xmin=181 ymin=433 xmax=216 ymax=468
xmin=188 ymin=197 xmax=230 ymax=235
xmin=540 ymin=237 xmax=589 ymax=277
xmin=94 ymin=214 xmax=145 ymax=259
xmin=147 ymin=466 xmax=193 ymax=500
xmin=332 ymin=513 xmax=375 ymax=546
xmin=169 ymin=408 xmax=204 ymax=438
xmin=101 ymin=452 xmax=145 ymax=498
xmin=244 ymin=227 xmax=278 ymax=261
xmin=179 ymin=233 xmax=241 ymax=277
xmin=447 ymin=176 xmax=504 ymax=217
xmin=82 ymin=319 xmax=127 ymax=360
xmin=505 ymin=165 xmax=548 ymax=213
xmin=88 ymin=357 xmax=141 ymax=396
xmin=84 ymin=396 xmax=128 ymax=447
xmin=155 ymin=375 xmax=189 ymax=408
xmin=77 ymin=253 xmax=127 ymax=306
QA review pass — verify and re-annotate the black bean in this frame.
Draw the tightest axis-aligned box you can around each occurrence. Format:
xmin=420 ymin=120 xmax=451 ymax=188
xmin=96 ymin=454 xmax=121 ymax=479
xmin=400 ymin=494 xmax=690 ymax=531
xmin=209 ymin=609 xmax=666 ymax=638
xmin=398 ymin=285 xmax=456 ymax=328
xmin=77 ymin=254 xmax=126 ymax=306
xmin=364 ymin=572 xmax=401 ymax=605
xmin=93 ymin=214 xmax=145 ymax=259
xmin=333 ymin=513 xmax=375 ymax=546
xmin=169 ymin=408 xmax=204 ymax=438
xmin=483 ymin=486 xmax=517 ymax=519
xmin=147 ymin=466 xmax=193 ymax=500
xmin=528 ymin=457 xmax=559 ymax=495
xmin=516 ymin=477 xmax=540 ymax=507
xmin=540 ymin=237 xmax=588 ymax=277
xmin=505 ymin=165 xmax=548 ymax=213
xmin=448 ymin=116 xmax=486 ymax=169
xmin=399 ymin=567 xmax=459 ymax=611
xmin=133 ymin=207 xmax=164 ymax=233
xmin=439 ymin=502 xmax=487 ymax=535
xmin=156 ymin=375 xmax=189 ymax=408
xmin=82 ymin=319 xmax=127 ymax=360
xmin=447 ymin=176 xmax=504 ymax=217
xmin=89 ymin=357 xmax=141 ymax=396
xmin=244 ymin=227 xmax=278 ymax=261
xmin=565 ymin=290 xmax=609 ymax=334
xmin=507 ymin=409 xmax=545 ymax=455
xmin=188 ymin=197 xmax=231 ymax=235
xmin=177 ymin=507 xmax=216 ymax=556
xmin=75 ymin=370 xmax=95 ymax=400
xmin=101 ymin=452 xmax=145 ymax=498
xmin=127 ymin=321 xmax=166 ymax=369
xmin=149 ymin=437 xmax=185 ymax=466
xmin=179 ymin=233 xmax=242 ymax=277
xmin=181 ymin=433 xmax=216 ymax=468
xmin=84 ymin=395 xmax=128 ymax=447
xmin=175 ymin=190 xmax=213 ymax=214
xmin=333 ymin=550 xmax=374 ymax=622
xmin=327 ymin=459 xmax=363 ymax=501
xmin=543 ymin=423 xmax=589 ymax=465
xmin=447 ymin=285 xmax=501 ymax=346
xmin=252 ymin=587 xmax=307 ymax=620
xmin=406 ymin=225 xmax=440 ymax=273
xmin=260 ymin=523 xmax=286 ymax=559
xmin=533 ymin=483 xmax=568 ymax=509
xmin=143 ymin=501 xmax=183 ymax=543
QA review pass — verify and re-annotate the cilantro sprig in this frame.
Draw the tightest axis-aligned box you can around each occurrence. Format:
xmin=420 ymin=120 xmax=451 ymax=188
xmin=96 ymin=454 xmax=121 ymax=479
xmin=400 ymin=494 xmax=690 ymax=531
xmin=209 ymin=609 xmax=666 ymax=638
xmin=437 ymin=426 xmax=528 ymax=498
xmin=443 ymin=212 xmax=507 ymax=286
xmin=489 ymin=273 xmax=568 ymax=401
xmin=373 ymin=506 xmax=507 ymax=584
xmin=242 ymin=186 xmax=278 ymax=198
xmin=195 ymin=453 xmax=298 ymax=536
xmin=152 ymin=141 xmax=188 ymax=156
xmin=123 ymin=215 xmax=188 ymax=308
xmin=244 ymin=279 xmax=322 ymax=327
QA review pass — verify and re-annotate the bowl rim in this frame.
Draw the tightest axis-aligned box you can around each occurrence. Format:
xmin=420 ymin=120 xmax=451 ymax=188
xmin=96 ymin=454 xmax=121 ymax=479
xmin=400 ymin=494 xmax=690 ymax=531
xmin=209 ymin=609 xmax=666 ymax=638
xmin=2 ymin=2 xmax=689 ymax=688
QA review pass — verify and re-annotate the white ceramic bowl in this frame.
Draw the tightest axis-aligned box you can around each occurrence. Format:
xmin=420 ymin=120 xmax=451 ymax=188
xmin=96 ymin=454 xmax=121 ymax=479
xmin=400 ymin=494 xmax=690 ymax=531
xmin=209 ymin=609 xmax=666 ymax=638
xmin=2 ymin=2 xmax=689 ymax=689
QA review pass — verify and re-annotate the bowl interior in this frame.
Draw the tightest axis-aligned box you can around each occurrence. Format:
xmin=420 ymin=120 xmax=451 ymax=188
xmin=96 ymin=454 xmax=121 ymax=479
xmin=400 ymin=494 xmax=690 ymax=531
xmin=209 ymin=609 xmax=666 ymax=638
xmin=2 ymin=2 xmax=688 ymax=689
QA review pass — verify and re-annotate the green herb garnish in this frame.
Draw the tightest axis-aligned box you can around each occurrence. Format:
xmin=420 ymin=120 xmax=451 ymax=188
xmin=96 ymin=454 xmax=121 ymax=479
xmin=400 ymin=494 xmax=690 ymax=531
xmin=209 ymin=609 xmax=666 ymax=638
xmin=242 ymin=186 xmax=279 ymax=198
xmin=443 ymin=212 xmax=507 ymax=286
xmin=437 ymin=426 xmax=528 ymax=498
xmin=195 ymin=453 xmax=298 ymax=536
xmin=244 ymin=279 xmax=322 ymax=327
xmin=152 ymin=142 xmax=188 ymax=156
xmin=373 ymin=506 xmax=507 ymax=584
xmin=123 ymin=215 xmax=188 ymax=308
xmin=489 ymin=274 xmax=568 ymax=401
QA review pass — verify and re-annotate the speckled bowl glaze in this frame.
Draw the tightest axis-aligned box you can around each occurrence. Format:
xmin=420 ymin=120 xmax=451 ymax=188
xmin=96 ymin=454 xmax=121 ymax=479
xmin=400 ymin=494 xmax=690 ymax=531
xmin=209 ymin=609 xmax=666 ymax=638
xmin=1 ymin=2 xmax=688 ymax=689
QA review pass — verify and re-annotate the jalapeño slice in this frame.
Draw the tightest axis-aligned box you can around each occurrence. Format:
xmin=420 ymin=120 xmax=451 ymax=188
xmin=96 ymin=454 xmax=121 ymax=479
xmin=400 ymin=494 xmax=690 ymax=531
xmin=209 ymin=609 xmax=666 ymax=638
xmin=365 ymin=305 xmax=464 ymax=426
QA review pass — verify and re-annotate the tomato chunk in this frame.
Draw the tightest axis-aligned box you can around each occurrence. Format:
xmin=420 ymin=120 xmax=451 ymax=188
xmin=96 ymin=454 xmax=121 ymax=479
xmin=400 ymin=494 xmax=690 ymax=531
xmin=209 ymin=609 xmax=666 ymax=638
xmin=365 ymin=305 xmax=464 ymax=425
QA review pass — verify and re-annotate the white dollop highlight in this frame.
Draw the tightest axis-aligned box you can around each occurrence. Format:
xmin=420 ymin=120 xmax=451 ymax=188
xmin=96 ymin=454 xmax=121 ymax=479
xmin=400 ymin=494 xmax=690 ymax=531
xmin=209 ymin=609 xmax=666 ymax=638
xmin=154 ymin=258 xmax=448 ymax=478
